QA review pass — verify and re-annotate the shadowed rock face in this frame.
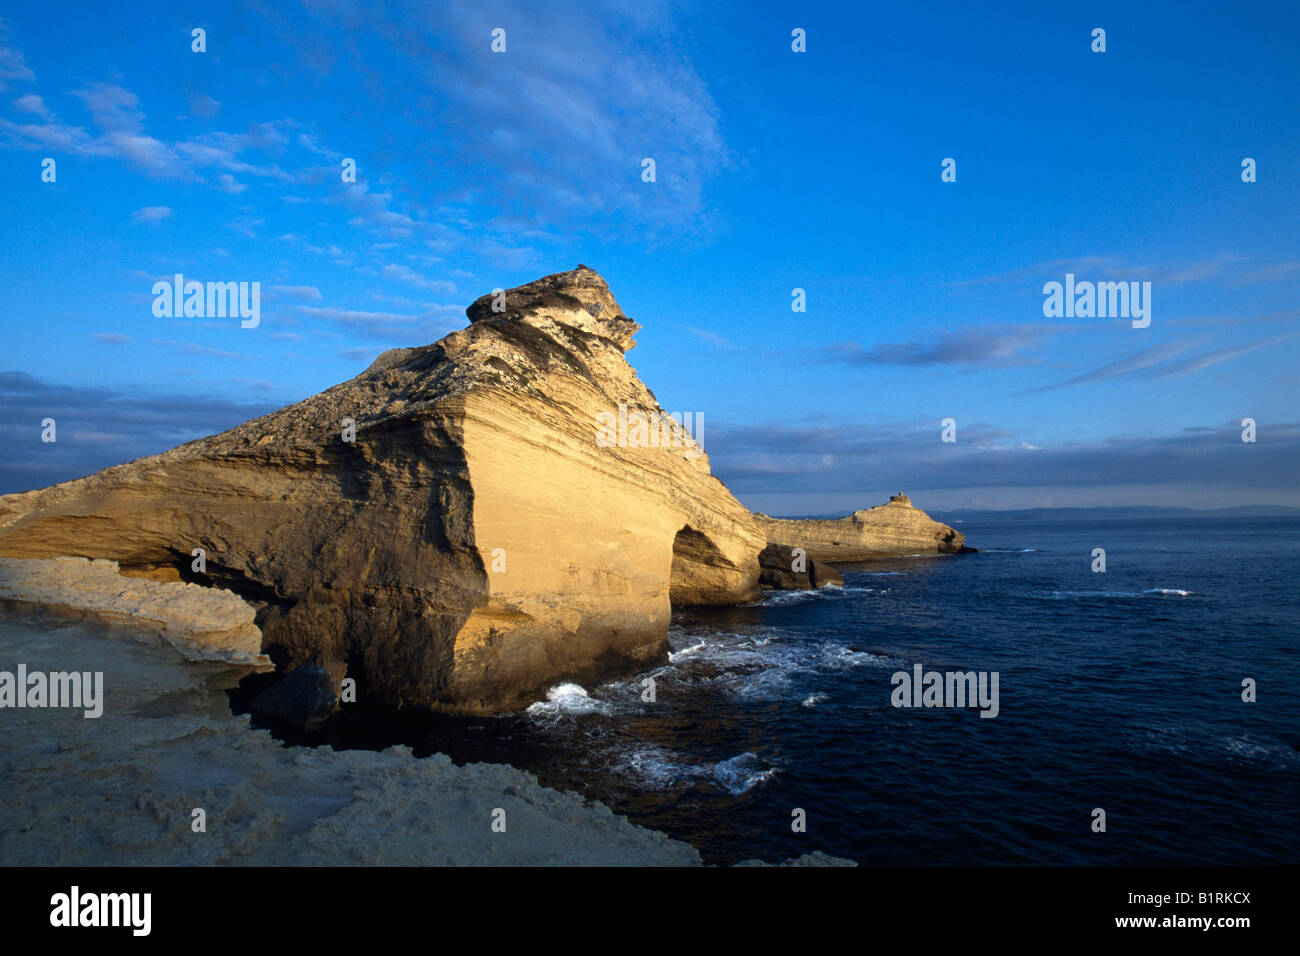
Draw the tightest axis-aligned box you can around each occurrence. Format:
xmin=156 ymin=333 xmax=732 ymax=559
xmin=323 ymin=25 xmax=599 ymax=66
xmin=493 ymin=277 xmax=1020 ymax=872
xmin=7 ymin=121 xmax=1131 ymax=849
xmin=0 ymin=266 xmax=764 ymax=713
xmin=250 ymin=664 xmax=340 ymax=732
xmin=753 ymin=495 xmax=966 ymax=562
xmin=757 ymin=543 xmax=844 ymax=590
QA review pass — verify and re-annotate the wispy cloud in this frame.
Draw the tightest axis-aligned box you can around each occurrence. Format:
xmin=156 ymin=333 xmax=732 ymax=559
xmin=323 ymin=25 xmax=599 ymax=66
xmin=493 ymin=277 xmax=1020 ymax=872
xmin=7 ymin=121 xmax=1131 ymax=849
xmin=188 ymin=93 xmax=221 ymax=119
xmin=1233 ymin=261 xmax=1300 ymax=285
xmin=0 ymin=18 xmax=35 ymax=89
xmin=217 ymin=173 xmax=248 ymax=194
xmin=278 ymin=0 xmax=729 ymax=240
xmin=296 ymin=303 xmax=464 ymax=343
xmin=1146 ymin=333 xmax=1298 ymax=379
xmin=336 ymin=182 xmax=422 ymax=238
xmin=270 ymin=285 xmax=322 ymax=301
xmin=680 ymin=324 xmax=733 ymax=348
xmin=380 ymin=263 xmax=456 ymax=293
xmin=951 ymin=256 xmax=1118 ymax=287
xmin=148 ymin=339 xmax=249 ymax=360
xmin=131 ymin=205 xmax=172 ymax=223
xmin=1029 ymin=332 xmax=1298 ymax=391
xmin=955 ymin=253 xmax=1289 ymax=289
xmin=1028 ymin=340 xmax=1197 ymax=392
xmin=824 ymin=324 xmax=1063 ymax=368
xmin=707 ymin=417 xmax=1300 ymax=497
xmin=1 ymin=79 xmax=298 ymax=186
xmin=223 ymin=216 xmax=264 ymax=238
xmin=12 ymin=92 xmax=48 ymax=117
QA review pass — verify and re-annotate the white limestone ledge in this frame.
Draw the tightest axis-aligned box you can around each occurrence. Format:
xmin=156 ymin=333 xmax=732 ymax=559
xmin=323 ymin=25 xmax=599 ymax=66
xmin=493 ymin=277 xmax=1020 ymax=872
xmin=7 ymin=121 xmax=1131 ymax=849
xmin=0 ymin=556 xmax=270 ymax=667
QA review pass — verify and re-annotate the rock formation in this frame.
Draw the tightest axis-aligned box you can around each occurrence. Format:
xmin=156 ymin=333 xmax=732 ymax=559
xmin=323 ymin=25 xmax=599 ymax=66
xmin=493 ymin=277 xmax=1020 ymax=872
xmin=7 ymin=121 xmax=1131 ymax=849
xmin=753 ymin=495 xmax=966 ymax=562
xmin=247 ymin=664 xmax=337 ymax=731
xmin=0 ymin=556 xmax=269 ymax=666
xmin=757 ymin=543 xmax=844 ymax=590
xmin=0 ymin=266 xmax=765 ymax=714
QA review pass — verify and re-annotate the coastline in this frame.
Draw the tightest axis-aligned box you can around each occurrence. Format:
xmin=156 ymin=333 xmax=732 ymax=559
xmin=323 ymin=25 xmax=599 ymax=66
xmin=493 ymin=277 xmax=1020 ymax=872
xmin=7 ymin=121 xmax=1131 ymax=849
xmin=0 ymin=598 xmax=848 ymax=867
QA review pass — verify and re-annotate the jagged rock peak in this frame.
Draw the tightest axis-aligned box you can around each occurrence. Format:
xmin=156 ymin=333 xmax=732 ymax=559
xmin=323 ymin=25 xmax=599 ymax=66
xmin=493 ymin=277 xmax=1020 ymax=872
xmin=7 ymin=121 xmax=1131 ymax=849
xmin=466 ymin=264 xmax=641 ymax=352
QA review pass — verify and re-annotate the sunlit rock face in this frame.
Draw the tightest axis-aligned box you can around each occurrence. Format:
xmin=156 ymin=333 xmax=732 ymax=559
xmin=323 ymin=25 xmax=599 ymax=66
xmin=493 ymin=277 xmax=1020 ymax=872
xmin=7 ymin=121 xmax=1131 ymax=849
xmin=0 ymin=266 xmax=763 ymax=713
xmin=753 ymin=495 xmax=966 ymax=562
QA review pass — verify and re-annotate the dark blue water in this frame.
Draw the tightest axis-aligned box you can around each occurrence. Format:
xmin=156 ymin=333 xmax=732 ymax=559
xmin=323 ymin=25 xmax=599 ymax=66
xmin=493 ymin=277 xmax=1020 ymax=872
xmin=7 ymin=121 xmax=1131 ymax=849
xmin=279 ymin=516 xmax=1300 ymax=865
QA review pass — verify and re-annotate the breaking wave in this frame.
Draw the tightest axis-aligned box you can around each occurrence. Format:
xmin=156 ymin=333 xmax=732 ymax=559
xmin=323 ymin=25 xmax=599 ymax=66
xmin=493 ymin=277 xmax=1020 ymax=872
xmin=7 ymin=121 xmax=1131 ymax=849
xmin=525 ymin=682 xmax=613 ymax=719
xmin=711 ymin=752 xmax=778 ymax=794
xmin=1038 ymin=588 xmax=1198 ymax=600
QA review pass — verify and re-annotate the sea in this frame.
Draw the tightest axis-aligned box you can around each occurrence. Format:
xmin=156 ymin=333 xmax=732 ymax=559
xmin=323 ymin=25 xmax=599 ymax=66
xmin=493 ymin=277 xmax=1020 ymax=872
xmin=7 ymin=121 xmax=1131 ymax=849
xmin=276 ymin=514 xmax=1300 ymax=866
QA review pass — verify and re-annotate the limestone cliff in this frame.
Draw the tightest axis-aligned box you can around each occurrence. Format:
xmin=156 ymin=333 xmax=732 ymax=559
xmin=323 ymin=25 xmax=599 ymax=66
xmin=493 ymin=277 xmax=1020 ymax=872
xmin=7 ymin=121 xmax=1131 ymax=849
xmin=753 ymin=494 xmax=966 ymax=562
xmin=0 ymin=266 xmax=764 ymax=713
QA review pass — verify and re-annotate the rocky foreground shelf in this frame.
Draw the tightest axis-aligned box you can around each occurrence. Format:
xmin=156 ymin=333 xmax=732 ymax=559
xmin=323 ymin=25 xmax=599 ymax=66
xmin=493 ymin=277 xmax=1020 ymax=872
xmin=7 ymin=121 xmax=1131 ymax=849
xmin=0 ymin=606 xmax=849 ymax=866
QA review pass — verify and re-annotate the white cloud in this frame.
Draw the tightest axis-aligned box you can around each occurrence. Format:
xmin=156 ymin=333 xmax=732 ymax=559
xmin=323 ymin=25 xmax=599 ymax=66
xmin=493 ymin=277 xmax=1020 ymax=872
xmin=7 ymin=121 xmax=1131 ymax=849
xmin=131 ymin=205 xmax=172 ymax=223
xmin=224 ymin=216 xmax=264 ymax=238
xmin=271 ymin=285 xmax=322 ymax=300
xmin=381 ymin=263 xmax=456 ymax=293
xmin=297 ymin=305 xmax=420 ymax=324
xmin=72 ymin=82 xmax=143 ymax=132
xmin=13 ymin=93 xmax=49 ymax=117
xmin=275 ymin=1 xmax=727 ymax=239
xmin=338 ymin=182 xmax=421 ymax=237
xmin=0 ymin=18 xmax=34 ymax=89
xmin=188 ymin=93 xmax=221 ymax=119
xmin=217 ymin=172 xmax=248 ymax=193
xmin=0 ymin=81 xmax=296 ymax=186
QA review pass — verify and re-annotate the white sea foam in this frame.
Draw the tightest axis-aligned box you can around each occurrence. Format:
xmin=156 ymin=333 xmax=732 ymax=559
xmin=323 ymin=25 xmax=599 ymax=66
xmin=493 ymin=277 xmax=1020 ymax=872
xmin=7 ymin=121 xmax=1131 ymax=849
xmin=667 ymin=640 xmax=708 ymax=662
xmin=663 ymin=627 xmax=895 ymax=703
xmin=818 ymin=645 xmax=884 ymax=669
xmin=1043 ymin=588 xmax=1196 ymax=599
xmin=711 ymin=752 xmax=778 ymax=794
xmin=754 ymin=583 xmax=870 ymax=606
xmin=1221 ymin=735 xmax=1300 ymax=769
xmin=616 ymin=745 xmax=705 ymax=788
xmin=525 ymin=682 xmax=612 ymax=719
xmin=612 ymin=746 xmax=781 ymax=794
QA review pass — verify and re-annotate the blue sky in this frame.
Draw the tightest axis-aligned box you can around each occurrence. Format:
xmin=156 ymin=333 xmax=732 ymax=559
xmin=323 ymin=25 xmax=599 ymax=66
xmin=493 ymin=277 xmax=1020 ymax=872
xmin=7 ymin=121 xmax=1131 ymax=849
xmin=2 ymin=0 xmax=1297 ymax=511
